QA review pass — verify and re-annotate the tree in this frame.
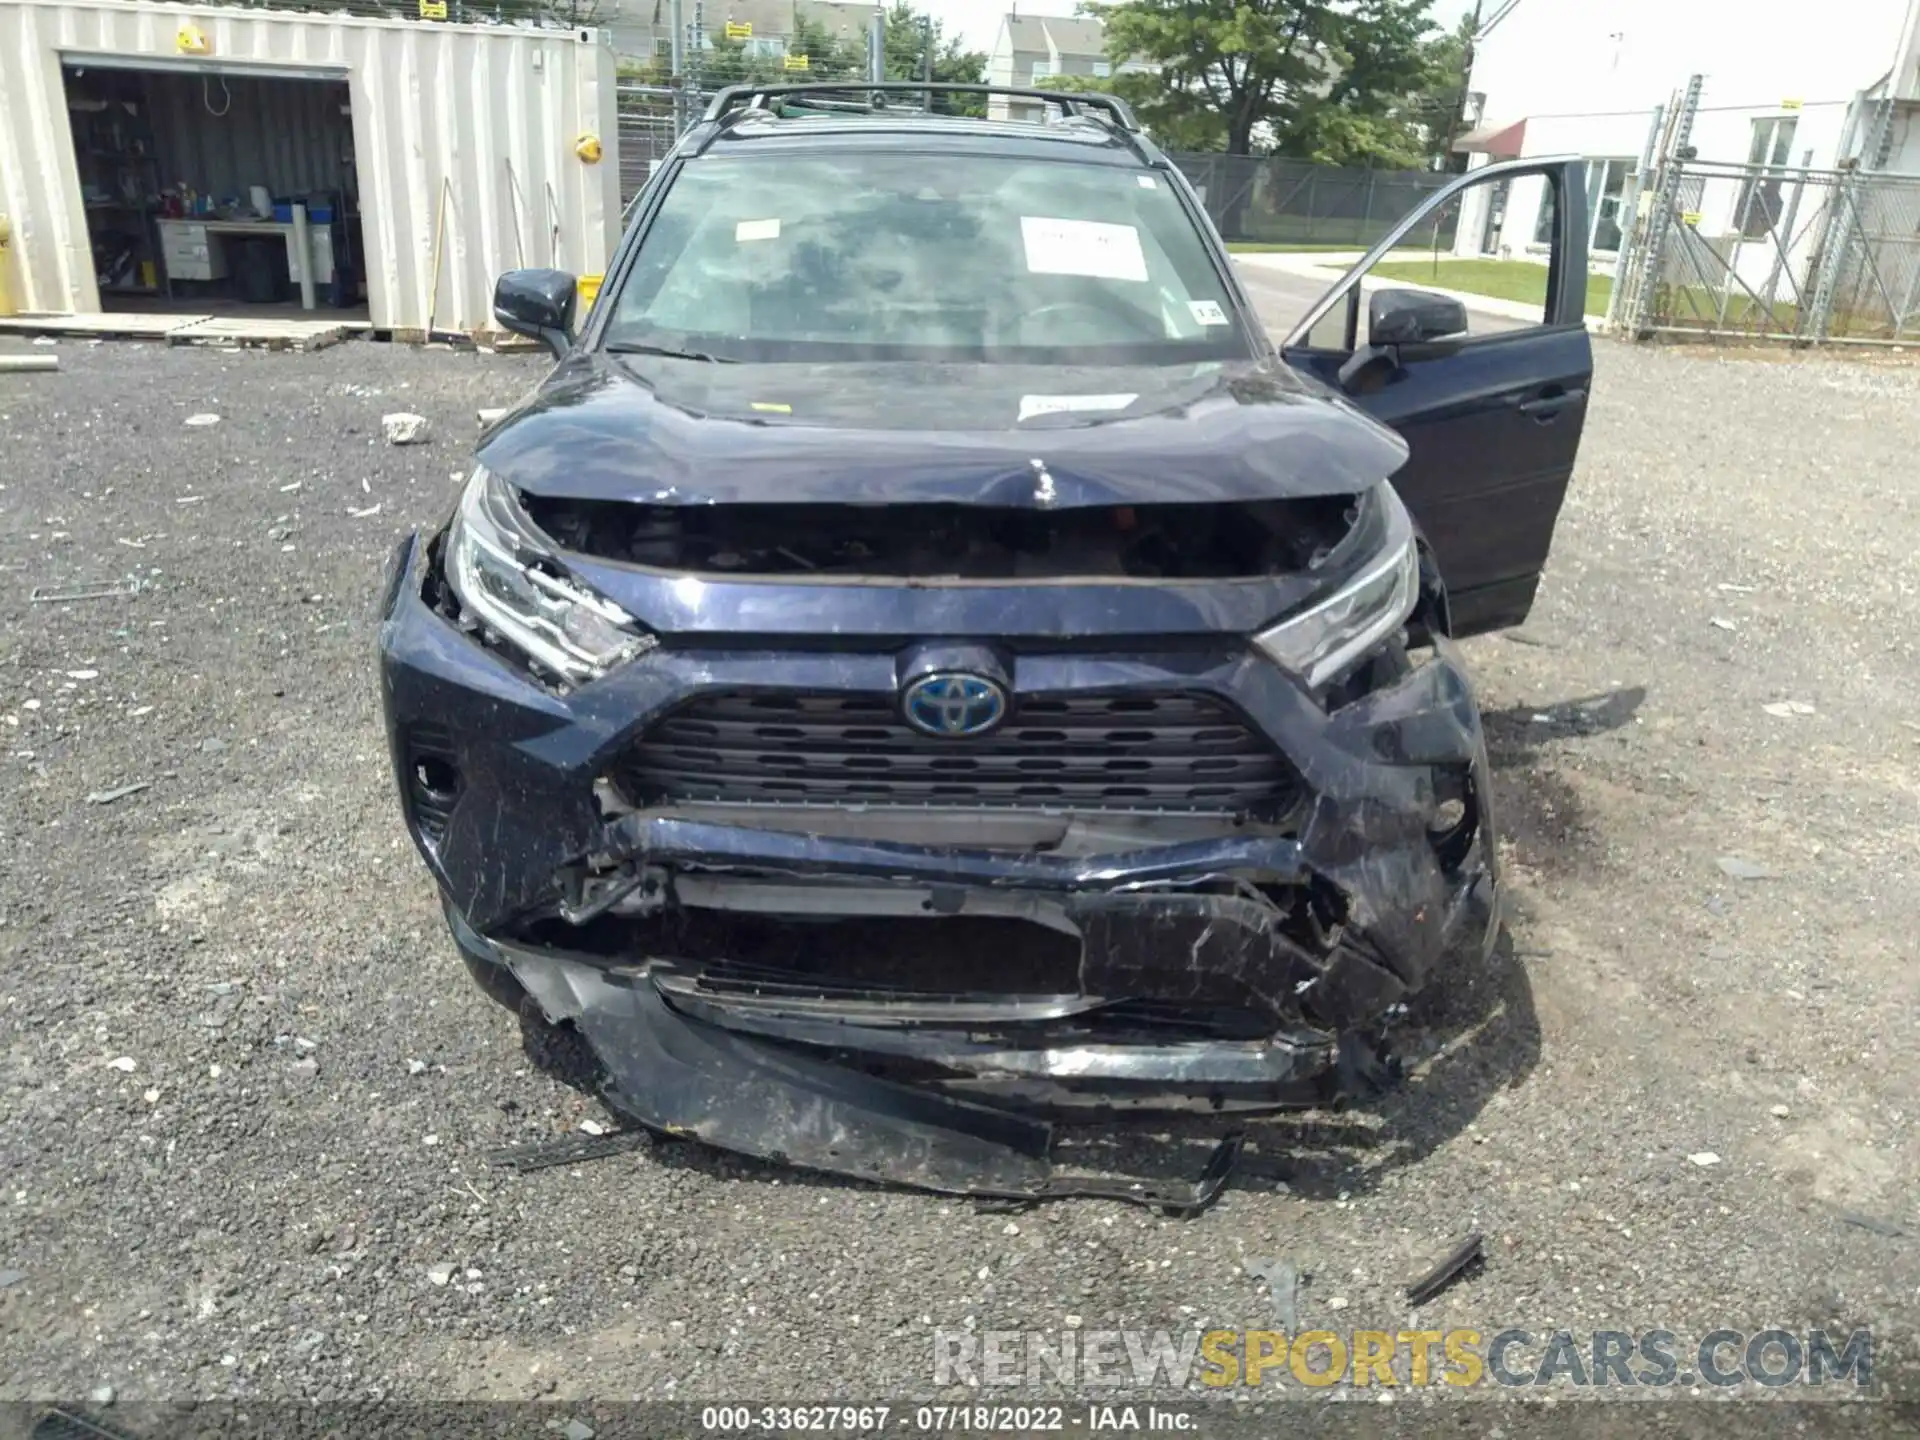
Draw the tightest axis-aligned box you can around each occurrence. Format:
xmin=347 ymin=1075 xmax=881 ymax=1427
xmin=1410 ymin=12 xmax=1475 ymax=169
xmin=1091 ymin=0 xmax=1443 ymax=160
xmin=878 ymin=2 xmax=986 ymax=110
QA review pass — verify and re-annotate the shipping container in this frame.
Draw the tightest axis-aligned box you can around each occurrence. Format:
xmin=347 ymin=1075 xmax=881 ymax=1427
xmin=0 ymin=0 xmax=619 ymax=335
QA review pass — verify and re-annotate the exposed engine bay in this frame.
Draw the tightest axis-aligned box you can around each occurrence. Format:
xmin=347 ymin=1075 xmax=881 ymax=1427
xmin=519 ymin=496 xmax=1360 ymax=579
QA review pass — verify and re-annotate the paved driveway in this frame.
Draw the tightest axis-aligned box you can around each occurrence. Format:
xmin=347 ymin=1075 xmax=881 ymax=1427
xmin=1234 ymin=253 xmax=1527 ymax=341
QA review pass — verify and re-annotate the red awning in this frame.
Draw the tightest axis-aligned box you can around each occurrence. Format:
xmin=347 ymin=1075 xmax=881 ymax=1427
xmin=1453 ymin=118 xmax=1527 ymax=158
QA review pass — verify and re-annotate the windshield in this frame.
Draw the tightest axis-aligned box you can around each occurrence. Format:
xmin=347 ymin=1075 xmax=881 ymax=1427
xmin=602 ymin=149 xmax=1251 ymax=364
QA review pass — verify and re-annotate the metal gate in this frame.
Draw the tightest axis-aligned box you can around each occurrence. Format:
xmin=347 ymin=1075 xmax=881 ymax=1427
xmin=1611 ymin=75 xmax=1920 ymax=345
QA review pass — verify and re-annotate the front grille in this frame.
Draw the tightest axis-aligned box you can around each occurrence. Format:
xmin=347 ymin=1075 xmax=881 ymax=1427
xmin=613 ymin=691 xmax=1299 ymax=814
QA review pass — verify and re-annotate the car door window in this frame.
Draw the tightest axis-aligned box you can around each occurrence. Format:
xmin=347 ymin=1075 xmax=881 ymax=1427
xmin=1286 ymin=164 xmax=1585 ymax=357
xmin=1276 ymin=159 xmax=1594 ymax=637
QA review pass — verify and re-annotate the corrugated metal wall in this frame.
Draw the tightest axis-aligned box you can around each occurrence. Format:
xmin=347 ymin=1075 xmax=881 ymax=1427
xmin=0 ymin=0 xmax=619 ymax=333
xmin=139 ymin=70 xmax=355 ymax=203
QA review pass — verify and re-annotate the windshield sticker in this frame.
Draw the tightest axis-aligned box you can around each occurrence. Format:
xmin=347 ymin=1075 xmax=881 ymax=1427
xmin=1017 ymin=393 xmax=1138 ymax=423
xmin=735 ymin=218 xmax=781 ymax=242
xmin=750 ymin=401 xmax=792 ymax=413
xmin=1136 ymin=175 xmax=1158 ymax=189
xmin=1020 ymin=217 xmax=1149 ymax=283
xmin=1189 ymin=300 xmax=1230 ymax=326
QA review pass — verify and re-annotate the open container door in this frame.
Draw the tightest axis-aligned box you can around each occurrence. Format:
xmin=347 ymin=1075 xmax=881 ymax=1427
xmin=1280 ymin=158 xmax=1594 ymax=637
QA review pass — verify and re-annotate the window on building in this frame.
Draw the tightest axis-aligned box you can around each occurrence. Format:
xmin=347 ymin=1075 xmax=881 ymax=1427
xmin=1531 ymin=158 xmax=1633 ymax=251
xmin=1589 ymin=157 xmax=1633 ymax=252
xmin=743 ymin=36 xmax=787 ymax=57
xmin=1736 ymin=116 xmax=1798 ymax=238
xmin=1092 ymin=61 xmax=1111 ymax=78
xmin=1030 ymin=61 xmax=1054 ymax=79
xmin=1532 ymin=180 xmax=1557 ymax=245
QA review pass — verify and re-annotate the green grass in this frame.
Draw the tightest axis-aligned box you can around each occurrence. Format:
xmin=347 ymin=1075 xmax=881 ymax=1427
xmin=1370 ymin=258 xmax=1614 ymax=317
xmin=1226 ymin=241 xmax=1364 ymax=253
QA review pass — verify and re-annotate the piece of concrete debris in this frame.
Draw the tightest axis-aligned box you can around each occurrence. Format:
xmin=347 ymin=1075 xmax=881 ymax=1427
xmin=88 ymin=1384 xmax=115 ymax=1406
xmin=1406 ymin=1233 xmax=1484 ymax=1306
xmin=427 ymin=1262 xmax=456 ymax=1286
xmin=1761 ymin=700 xmax=1816 ymax=718
xmin=1687 ymin=1152 xmax=1722 ymax=1168
xmin=478 ymin=406 xmax=508 ymax=428
xmin=107 ymin=1056 xmax=137 ymax=1073
xmin=407 ymin=1058 xmax=428 ymax=1076
xmin=288 ymin=1057 xmax=320 ymax=1084
xmin=184 ymin=413 xmax=220 ymax=427
xmin=578 ymin=1118 xmax=609 ymax=1137
xmin=1242 ymin=1257 xmax=1299 ymax=1332
xmin=85 ymin=781 xmax=151 ymax=806
xmin=1715 ymin=856 xmax=1773 ymax=881
xmin=1769 ymin=1104 xmax=1791 ymax=1119
xmin=545 ymin=1419 xmax=594 ymax=1440
xmin=382 ymin=412 xmax=430 ymax=445
xmin=1708 ymin=616 xmax=1737 ymax=632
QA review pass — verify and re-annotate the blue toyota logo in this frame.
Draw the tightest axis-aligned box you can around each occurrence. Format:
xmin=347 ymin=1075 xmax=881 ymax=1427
xmin=901 ymin=672 xmax=1008 ymax=738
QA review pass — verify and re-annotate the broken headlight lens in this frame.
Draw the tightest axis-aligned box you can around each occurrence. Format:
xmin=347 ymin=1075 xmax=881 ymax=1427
xmin=445 ymin=466 xmax=655 ymax=685
xmin=1253 ymin=485 xmax=1419 ymax=689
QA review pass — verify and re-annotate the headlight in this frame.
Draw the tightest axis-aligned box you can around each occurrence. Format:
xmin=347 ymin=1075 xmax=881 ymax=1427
xmin=1253 ymin=486 xmax=1419 ymax=689
xmin=444 ymin=466 xmax=655 ymax=685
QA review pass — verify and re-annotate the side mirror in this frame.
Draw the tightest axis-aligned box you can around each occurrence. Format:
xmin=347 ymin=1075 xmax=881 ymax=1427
xmin=1368 ymin=288 xmax=1468 ymax=349
xmin=493 ymin=269 xmax=577 ymax=359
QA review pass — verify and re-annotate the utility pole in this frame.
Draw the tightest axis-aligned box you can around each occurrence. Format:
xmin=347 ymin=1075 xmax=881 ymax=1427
xmin=669 ymin=0 xmax=685 ymax=133
xmin=922 ymin=15 xmax=933 ymax=109
xmin=868 ymin=5 xmax=885 ymax=83
xmin=1438 ymin=0 xmax=1483 ymax=173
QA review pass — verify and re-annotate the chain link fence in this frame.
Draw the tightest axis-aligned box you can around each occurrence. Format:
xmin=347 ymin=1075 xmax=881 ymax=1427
xmin=1166 ymin=155 xmax=1455 ymax=249
xmin=1614 ymin=158 xmax=1920 ymax=344
xmin=1607 ymin=77 xmax=1920 ymax=347
xmin=613 ymin=104 xmax=1456 ymax=246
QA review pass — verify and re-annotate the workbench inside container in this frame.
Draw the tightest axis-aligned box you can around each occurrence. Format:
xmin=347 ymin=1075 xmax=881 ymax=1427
xmin=62 ymin=62 xmax=364 ymax=314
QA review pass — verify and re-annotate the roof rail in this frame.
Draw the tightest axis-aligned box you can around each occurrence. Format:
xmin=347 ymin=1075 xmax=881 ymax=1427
xmin=701 ymin=81 xmax=1142 ymax=133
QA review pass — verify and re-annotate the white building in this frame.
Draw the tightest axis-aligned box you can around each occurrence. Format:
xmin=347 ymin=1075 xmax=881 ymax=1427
xmin=1454 ymin=0 xmax=1920 ymax=262
xmin=985 ymin=14 xmax=1149 ymax=121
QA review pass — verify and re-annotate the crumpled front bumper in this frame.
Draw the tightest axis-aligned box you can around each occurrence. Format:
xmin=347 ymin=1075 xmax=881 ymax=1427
xmin=379 ymin=530 xmax=1500 ymax=1202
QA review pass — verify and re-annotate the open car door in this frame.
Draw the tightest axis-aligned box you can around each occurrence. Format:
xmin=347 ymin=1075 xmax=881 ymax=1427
xmin=1280 ymin=158 xmax=1593 ymax=637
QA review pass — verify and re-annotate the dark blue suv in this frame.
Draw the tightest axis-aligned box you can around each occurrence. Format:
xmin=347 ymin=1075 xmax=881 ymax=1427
xmin=378 ymin=84 xmax=1594 ymax=1203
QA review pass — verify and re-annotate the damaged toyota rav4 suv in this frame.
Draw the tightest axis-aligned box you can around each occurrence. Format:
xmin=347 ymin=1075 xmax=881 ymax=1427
xmin=378 ymin=83 xmax=1595 ymax=1204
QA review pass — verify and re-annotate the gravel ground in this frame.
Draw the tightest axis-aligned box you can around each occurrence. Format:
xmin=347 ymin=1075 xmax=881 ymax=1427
xmin=1 ymin=333 xmax=1916 ymax=1414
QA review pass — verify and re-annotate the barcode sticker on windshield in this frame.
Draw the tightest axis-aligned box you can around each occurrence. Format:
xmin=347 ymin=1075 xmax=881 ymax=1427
xmin=1020 ymin=217 xmax=1149 ymax=283
xmin=735 ymin=218 xmax=781 ymax=242
xmin=1189 ymin=300 xmax=1229 ymax=326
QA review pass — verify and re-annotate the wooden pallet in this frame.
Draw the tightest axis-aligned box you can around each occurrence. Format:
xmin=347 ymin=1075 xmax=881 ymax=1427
xmin=166 ymin=315 xmax=357 ymax=351
xmin=0 ymin=312 xmax=202 ymax=339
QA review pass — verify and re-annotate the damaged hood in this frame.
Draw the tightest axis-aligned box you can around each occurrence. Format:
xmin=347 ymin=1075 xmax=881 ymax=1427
xmin=478 ymin=353 xmax=1408 ymax=508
